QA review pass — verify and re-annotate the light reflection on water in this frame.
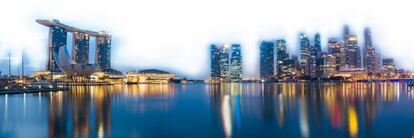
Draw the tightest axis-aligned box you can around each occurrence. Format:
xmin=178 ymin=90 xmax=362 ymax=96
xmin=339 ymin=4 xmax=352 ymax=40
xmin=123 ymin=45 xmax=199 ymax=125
xmin=0 ymin=83 xmax=414 ymax=137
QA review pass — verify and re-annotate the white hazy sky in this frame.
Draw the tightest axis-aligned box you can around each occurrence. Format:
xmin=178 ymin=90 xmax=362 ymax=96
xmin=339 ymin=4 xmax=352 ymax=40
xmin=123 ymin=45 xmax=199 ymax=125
xmin=0 ymin=0 xmax=413 ymax=79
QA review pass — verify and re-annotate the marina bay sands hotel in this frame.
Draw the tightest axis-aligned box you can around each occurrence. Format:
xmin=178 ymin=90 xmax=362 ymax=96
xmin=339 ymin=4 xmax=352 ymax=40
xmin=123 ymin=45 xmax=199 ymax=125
xmin=36 ymin=19 xmax=112 ymax=73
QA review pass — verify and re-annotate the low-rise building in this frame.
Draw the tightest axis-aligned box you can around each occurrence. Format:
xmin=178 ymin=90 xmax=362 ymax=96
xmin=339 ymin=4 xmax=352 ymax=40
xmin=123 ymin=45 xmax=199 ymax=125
xmin=335 ymin=67 xmax=367 ymax=81
xmin=126 ymin=69 xmax=176 ymax=84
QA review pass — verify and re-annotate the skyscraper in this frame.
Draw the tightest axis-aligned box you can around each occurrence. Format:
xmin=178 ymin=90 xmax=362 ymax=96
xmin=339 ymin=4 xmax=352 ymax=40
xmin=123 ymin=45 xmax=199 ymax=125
xmin=276 ymin=39 xmax=289 ymax=80
xmin=48 ymin=25 xmax=67 ymax=72
xmin=260 ymin=41 xmax=275 ymax=81
xmin=342 ymin=25 xmax=362 ymax=68
xmin=37 ymin=19 xmax=113 ymax=75
xmin=291 ymin=55 xmax=302 ymax=78
xmin=346 ymin=35 xmax=361 ymax=68
xmin=210 ymin=44 xmax=221 ymax=79
xmin=343 ymin=25 xmax=350 ymax=41
xmin=310 ymin=33 xmax=323 ymax=78
xmin=299 ymin=33 xmax=311 ymax=77
xmin=341 ymin=25 xmax=350 ymax=68
xmin=210 ymin=43 xmax=242 ymax=82
xmin=328 ymin=38 xmax=341 ymax=71
xmin=72 ymin=32 xmax=90 ymax=64
xmin=363 ymin=28 xmax=380 ymax=73
xmin=230 ymin=44 xmax=242 ymax=81
xmin=219 ymin=45 xmax=230 ymax=80
xmin=96 ymin=36 xmax=112 ymax=71
xmin=325 ymin=54 xmax=336 ymax=77
xmin=314 ymin=33 xmax=321 ymax=52
xmin=375 ymin=53 xmax=381 ymax=71
xmin=315 ymin=52 xmax=326 ymax=78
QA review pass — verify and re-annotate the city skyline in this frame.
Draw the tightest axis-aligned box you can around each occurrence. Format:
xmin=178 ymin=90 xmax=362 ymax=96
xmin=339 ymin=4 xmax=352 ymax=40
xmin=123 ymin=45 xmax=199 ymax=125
xmin=2 ymin=1 xmax=414 ymax=137
xmin=1 ymin=0 xmax=414 ymax=79
xmin=0 ymin=23 xmax=410 ymax=79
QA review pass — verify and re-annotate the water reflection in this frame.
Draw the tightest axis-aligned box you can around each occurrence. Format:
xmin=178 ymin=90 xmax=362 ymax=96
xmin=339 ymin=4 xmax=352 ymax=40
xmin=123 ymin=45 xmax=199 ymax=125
xmin=47 ymin=87 xmax=113 ymax=138
xmin=49 ymin=84 xmax=175 ymax=137
xmin=0 ymin=83 xmax=413 ymax=137
xmin=208 ymin=82 xmax=411 ymax=138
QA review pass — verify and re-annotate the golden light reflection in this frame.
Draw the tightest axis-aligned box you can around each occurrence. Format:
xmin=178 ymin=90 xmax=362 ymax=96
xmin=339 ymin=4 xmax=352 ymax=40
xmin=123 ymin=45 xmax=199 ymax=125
xmin=208 ymin=83 xmax=244 ymax=137
xmin=46 ymin=85 xmax=115 ymax=137
xmin=273 ymin=82 xmax=399 ymax=137
xmin=348 ymin=106 xmax=358 ymax=137
xmin=299 ymin=97 xmax=309 ymax=138
xmin=125 ymin=84 xmax=176 ymax=97
xmin=221 ymin=95 xmax=232 ymax=137
xmin=38 ymin=81 xmax=410 ymax=137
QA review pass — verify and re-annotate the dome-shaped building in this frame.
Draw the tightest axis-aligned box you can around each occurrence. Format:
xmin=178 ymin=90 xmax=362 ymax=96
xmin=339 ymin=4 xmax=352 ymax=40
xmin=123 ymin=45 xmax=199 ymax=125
xmin=126 ymin=69 xmax=176 ymax=84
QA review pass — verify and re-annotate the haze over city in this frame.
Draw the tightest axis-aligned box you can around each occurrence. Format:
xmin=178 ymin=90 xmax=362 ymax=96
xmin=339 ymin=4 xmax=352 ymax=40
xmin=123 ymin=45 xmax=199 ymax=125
xmin=0 ymin=0 xmax=413 ymax=79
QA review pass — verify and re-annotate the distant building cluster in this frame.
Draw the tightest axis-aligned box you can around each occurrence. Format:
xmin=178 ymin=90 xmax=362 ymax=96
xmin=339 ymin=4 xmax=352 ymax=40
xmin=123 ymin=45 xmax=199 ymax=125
xmin=210 ymin=25 xmax=408 ymax=82
xmin=261 ymin=25 xmax=401 ymax=81
xmin=210 ymin=44 xmax=242 ymax=82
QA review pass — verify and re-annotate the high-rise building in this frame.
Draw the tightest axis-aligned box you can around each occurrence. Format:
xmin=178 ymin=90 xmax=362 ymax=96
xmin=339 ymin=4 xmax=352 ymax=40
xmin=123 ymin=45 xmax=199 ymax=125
xmin=363 ymin=28 xmax=380 ymax=73
xmin=314 ymin=33 xmax=322 ymax=52
xmin=383 ymin=58 xmax=396 ymax=72
xmin=328 ymin=38 xmax=341 ymax=71
xmin=210 ymin=43 xmax=242 ymax=82
xmin=310 ymin=33 xmax=322 ymax=78
xmin=375 ymin=53 xmax=381 ymax=71
xmin=339 ymin=42 xmax=347 ymax=68
xmin=230 ymin=44 xmax=242 ymax=80
xmin=291 ymin=55 xmax=302 ymax=78
xmin=210 ymin=44 xmax=221 ymax=79
xmin=96 ymin=36 xmax=112 ymax=71
xmin=72 ymin=32 xmax=90 ymax=64
xmin=37 ymin=19 xmax=113 ymax=75
xmin=315 ymin=52 xmax=326 ymax=78
xmin=260 ymin=41 xmax=275 ymax=81
xmin=364 ymin=28 xmax=372 ymax=46
xmin=325 ymin=54 xmax=336 ymax=77
xmin=343 ymin=25 xmax=350 ymax=40
xmin=219 ymin=45 xmax=230 ymax=80
xmin=299 ymin=33 xmax=311 ymax=77
xmin=346 ymin=35 xmax=361 ymax=68
xmin=276 ymin=39 xmax=289 ymax=80
xmin=48 ymin=25 xmax=67 ymax=72
xmin=341 ymin=25 xmax=350 ymax=68
xmin=342 ymin=25 xmax=361 ymax=68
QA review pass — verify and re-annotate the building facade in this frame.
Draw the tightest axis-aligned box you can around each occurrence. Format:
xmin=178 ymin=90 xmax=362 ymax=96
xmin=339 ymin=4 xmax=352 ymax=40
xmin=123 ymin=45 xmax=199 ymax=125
xmin=325 ymin=54 xmax=337 ymax=77
xmin=48 ymin=26 xmax=67 ymax=72
xmin=210 ymin=44 xmax=221 ymax=79
xmin=383 ymin=58 xmax=396 ymax=72
xmin=260 ymin=41 xmax=275 ymax=81
xmin=219 ymin=45 xmax=230 ymax=80
xmin=328 ymin=38 xmax=341 ymax=71
xmin=96 ymin=36 xmax=112 ymax=71
xmin=363 ymin=28 xmax=381 ymax=73
xmin=276 ymin=39 xmax=289 ymax=80
xmin=37 ymin=19 xmax=112 ymax=75
xmin=299 ymin=33 xmax=311 ymax=77
xmin=210 ymin=44 xmax=242 ymax=82
xmin=346 ymin=35 xmax=361 ymax=68
xmin=230 ymin=44 xmax=242 ymax=81
xmin=72 ymin=32 xmax=90 ymax=64
xmin=310 ymin=33 xmax=323 ymax=78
